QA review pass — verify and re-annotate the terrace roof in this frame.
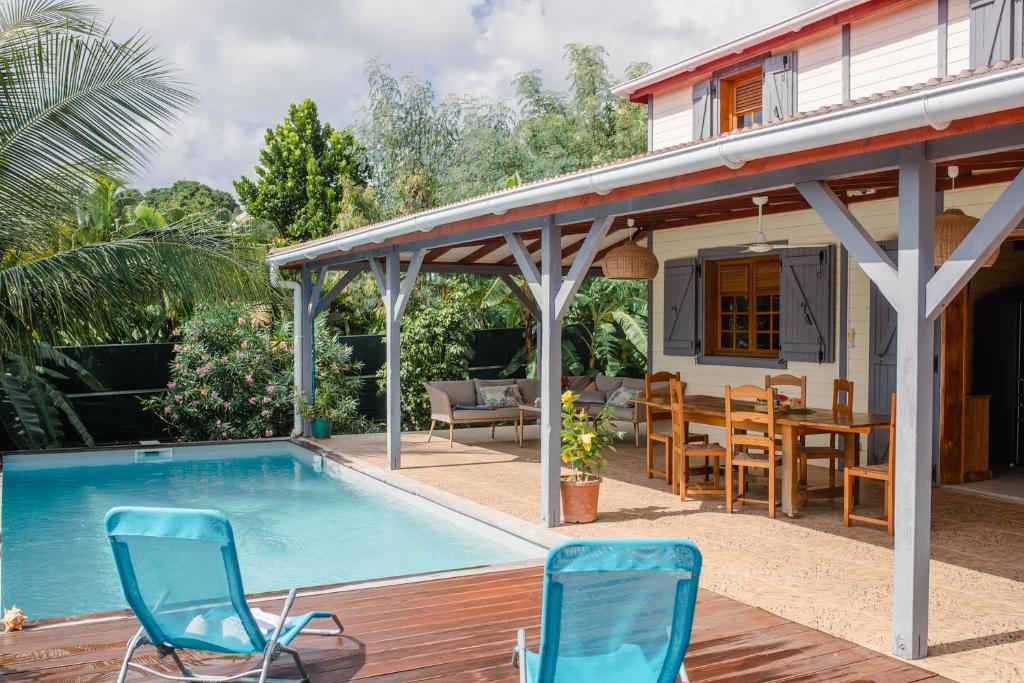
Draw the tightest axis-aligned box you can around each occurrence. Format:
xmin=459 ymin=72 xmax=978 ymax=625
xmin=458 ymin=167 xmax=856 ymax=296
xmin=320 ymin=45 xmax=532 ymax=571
xmin=268 ymin=59 xmax=1024 ymax=273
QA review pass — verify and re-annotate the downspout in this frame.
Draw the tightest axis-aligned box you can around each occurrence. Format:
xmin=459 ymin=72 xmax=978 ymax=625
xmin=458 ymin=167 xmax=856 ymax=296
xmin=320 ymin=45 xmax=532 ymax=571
xmin=271 ymin=264 xmax=304 ymax=437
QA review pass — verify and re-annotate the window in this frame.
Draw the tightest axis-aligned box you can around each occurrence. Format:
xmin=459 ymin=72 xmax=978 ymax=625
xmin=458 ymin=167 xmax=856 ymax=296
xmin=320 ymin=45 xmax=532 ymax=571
xmin=718 ymin=68 xmax=763 ymax=134
xmin=704 ymin=255 xmax=780 ymax=357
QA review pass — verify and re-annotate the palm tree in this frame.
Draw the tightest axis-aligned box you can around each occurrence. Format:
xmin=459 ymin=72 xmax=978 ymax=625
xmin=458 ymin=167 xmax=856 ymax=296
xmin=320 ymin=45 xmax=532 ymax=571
xmin=0 ymin=1 xmax=267 ymax=448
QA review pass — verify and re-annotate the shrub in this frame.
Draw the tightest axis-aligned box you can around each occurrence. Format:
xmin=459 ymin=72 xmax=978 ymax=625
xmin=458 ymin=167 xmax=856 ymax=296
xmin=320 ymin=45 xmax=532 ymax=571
xmin=377 ymin=287 xmax=477 ymax=430
xmin=145 ymin=303 xmax=367 ymax=441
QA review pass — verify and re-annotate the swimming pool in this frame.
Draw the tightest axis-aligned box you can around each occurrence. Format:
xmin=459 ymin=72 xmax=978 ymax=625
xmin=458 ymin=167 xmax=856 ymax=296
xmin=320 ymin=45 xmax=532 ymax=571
xmin=0 ymin=441 xmax=542 ymax=619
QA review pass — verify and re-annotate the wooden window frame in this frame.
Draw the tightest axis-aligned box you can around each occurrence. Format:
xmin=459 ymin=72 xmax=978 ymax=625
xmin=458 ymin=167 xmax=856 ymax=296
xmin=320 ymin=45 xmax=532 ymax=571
xmin=718 ymin=66 xmax=763 ymax=134
xmin=704 ymin=255 xmax=781 ymax=359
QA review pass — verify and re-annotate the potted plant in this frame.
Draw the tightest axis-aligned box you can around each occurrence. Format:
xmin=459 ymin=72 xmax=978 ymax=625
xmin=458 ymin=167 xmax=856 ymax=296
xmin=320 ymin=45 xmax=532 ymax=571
xmin=296 ymin=387 xmax=342 ymax=439
xmin=559 ymin=390 xmax=622 ymax=523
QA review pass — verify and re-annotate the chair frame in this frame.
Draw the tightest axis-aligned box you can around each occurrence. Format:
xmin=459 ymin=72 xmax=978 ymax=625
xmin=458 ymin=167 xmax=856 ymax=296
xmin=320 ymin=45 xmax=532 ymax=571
xmin=108 ymin=508 xmax=344 ymax=683
xmin=725 ymin=385 xmax=782 ymax=518
xmin=797 ymin=378 xmax=856 ymax=491
xmin=669 ymin=378 xmax=725 ymax=500
xmin=645 ymin=371 xmax=681 ymax=483
xmin=844 ymin=393 xmax=896 ymax=536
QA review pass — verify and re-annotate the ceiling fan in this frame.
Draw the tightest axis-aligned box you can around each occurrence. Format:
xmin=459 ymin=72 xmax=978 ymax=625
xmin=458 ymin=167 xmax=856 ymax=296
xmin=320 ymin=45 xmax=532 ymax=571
xmin=742 ymin=196 xmax=828 ymax=253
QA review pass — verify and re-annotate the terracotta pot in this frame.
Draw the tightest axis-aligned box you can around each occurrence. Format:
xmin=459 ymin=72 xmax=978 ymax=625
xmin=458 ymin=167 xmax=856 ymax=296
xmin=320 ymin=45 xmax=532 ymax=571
xmin=560 ymin=475 xmax=601 ymax=524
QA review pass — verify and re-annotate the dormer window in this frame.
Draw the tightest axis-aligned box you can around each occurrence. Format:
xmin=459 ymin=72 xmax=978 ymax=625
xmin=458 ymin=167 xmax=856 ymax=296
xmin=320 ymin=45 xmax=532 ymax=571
xmin=719 ymin=68 xmax=763 ymax=133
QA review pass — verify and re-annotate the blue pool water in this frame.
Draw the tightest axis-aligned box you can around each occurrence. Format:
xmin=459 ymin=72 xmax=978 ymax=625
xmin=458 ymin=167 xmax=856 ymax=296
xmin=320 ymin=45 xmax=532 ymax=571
xmin=1 ymin=443 xmax=539 ymax=619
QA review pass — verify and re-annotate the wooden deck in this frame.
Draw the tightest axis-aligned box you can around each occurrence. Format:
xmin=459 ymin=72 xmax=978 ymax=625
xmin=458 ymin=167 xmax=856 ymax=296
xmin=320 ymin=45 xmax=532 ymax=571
xmin=0 ymin=566 xmax=950 ymax=683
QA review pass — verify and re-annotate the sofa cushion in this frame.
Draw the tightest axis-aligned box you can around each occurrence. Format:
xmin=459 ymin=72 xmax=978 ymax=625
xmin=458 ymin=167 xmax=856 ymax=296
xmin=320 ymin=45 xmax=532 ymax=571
xmin=473 ymin=377 xmax=516 ymax=404
xmin=564 ymin=376 xmax=592 ymax=392
xmin=607 ymin=386 xmax=641 ymax=408
xmin=516 ymin=378 xmax=540 ymax=404
xmin=427 ymin=380 xmax=476 ymax=406
xmin=480 ymin=384 xmax=522 ymax=408
xmin=595 ymin=374 xmax=623 ymax=394
xmin=620 ymin=377 xmax=646 ymax=391
xmin=452 ymin=407 xmax=521 ymax=421
xmin=606 ymin=405 xmax=638 ymax=422
xmin=575 ymin=390 xmax=606 ymax=405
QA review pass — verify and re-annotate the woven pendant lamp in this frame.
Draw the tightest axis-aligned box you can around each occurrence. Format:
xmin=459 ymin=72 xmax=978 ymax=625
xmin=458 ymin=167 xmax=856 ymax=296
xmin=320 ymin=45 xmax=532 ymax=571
xmin=602 ymin=219 xmax=660 ymax=280
xmin=936 ymin=166 xmax=997 ymax=268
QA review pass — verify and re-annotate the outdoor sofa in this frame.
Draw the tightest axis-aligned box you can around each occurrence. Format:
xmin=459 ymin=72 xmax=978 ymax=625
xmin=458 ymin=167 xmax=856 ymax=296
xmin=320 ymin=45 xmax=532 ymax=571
xmin=423 ymin=375 xmax=649 ymax=447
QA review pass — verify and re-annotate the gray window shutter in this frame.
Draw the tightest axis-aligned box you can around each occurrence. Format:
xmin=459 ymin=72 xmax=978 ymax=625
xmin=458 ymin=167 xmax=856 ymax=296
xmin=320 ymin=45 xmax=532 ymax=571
xmin=663 ymin=258 xmax=698 ymax=356
xmin=970 ymin=0 xmax=1013 ymax=67
xmin=692 ymin=79 xmax=714 ymax=140
xmin=780 ymin=245 xmax=835 ymax=363
xmin=762 ymin=51 xmax=797 ymax=123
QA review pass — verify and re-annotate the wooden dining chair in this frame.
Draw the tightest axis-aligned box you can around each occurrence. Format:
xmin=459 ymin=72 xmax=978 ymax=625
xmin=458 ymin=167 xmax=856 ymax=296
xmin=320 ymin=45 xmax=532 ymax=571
xmin=669 ymin=378 xmax=725 ymax=500
xmin=724 ymin=385 xmax=782 ymax=518
xmin=844 ymin=393 xmax=896 ymax=535
xmin=764 ymin=373 xmax=807 ymax=407
xmin=797 ymin=379 xmax=855 ymax=490
xmin=646 ymin=371 xmax=680 ymax=482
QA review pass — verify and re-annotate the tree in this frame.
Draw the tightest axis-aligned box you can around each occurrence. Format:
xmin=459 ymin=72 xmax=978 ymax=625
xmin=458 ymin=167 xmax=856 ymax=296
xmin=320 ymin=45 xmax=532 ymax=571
xmin=0 ymin=0 xmax=268 ymax=448
xmin=142 ymin=180 xmax=238 ymax=222
xmin=235 ymin=99 xmax=367 ymax=243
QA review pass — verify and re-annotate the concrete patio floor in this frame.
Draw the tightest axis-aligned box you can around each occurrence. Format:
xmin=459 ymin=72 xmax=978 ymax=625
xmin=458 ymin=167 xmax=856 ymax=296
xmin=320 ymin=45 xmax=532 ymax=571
xmin=321 ymin=425 xmax=1024 ymax=683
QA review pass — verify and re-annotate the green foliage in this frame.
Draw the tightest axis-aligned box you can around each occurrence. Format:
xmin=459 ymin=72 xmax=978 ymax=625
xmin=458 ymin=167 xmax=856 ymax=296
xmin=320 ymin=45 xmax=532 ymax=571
xmin=0 ymin=342 xmax=102 ymax=449
xmin=376 ymin=282 xmax=479 ymax=430
xmin=144 ymin=303 xmax=366 ymax=441
xmin=560 ymin=391 xmax=622 ymax=482
xmin=563 ymin=278 xmax=648 ymax=377
xmin=141 ymin=181 xmax=239 ymax=222
xmin=235 ymin=99 xmax=368 ymax=243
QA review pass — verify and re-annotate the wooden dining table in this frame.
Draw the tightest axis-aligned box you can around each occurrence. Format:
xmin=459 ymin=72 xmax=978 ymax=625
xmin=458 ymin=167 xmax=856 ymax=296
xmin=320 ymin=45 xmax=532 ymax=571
xmin=637 ymin=394 xmax=891 ymax=517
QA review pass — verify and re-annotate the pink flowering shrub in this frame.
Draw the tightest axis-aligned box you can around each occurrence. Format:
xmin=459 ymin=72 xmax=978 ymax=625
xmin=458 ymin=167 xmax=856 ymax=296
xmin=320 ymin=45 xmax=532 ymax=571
xmin=144 ymin=303 xmax=365 ymax=441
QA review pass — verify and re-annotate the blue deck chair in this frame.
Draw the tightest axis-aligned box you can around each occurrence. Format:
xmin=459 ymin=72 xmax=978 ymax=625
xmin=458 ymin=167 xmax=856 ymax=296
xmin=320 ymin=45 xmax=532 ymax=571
xmin=106 ymin=506 xmax=343 ymax=683
xmin=512 ymin=539 xmax=702 ymax=683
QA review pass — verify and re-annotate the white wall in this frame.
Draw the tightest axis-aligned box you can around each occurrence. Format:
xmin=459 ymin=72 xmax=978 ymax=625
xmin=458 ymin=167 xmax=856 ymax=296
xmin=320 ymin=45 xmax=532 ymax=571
xmin=796 ymin=32 xmax=844 ymax=111
xmin=947 ymin=0 xmax=971 ymax=74
xmin=849 ymin=0 xmax=939 ymax=98
xmin=650 ymin=84 xmax=694 ymax=150
xmin=649 ymin=182 xmax=1008 ymax=443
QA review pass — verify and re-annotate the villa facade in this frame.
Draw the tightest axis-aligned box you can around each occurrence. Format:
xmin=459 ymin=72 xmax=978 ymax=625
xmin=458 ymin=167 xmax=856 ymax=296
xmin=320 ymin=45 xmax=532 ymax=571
xmin=268 ymin=0 xmax=1024 ymax=661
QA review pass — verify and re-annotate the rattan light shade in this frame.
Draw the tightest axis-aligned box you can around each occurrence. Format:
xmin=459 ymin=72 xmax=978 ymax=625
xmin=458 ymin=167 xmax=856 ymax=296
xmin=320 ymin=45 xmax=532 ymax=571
xmin=602 ymin=239 xmax=660 ymax=280
xmin=934 ymin=208 xmax=997 ymax=268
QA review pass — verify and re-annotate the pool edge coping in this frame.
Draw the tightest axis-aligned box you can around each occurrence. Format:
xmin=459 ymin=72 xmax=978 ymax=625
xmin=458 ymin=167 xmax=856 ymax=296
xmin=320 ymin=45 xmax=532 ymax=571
xmin=291 ymin=437 xmax=566 ymax=552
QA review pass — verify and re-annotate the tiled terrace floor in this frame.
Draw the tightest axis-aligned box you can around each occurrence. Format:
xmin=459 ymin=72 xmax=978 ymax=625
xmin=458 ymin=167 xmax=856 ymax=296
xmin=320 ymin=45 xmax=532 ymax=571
xmin=325 ymin=426 xmax=1024 ymax=683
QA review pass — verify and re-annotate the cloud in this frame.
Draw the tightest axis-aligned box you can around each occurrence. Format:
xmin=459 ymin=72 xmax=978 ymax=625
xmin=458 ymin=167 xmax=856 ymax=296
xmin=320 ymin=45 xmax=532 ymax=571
xmin=97 ymin=0 xmax=820 ymax=194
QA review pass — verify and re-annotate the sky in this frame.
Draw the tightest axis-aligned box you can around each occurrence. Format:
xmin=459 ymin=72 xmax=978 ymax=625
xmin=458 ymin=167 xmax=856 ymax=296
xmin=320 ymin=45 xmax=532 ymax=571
xmin=98 ymin=0 xmax=822 ymax=195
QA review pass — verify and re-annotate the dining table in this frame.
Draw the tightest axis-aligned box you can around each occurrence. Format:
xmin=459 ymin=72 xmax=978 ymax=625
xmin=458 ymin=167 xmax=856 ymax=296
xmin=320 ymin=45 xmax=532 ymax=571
xmin=636 ymin=393 xmax=891 ymax=517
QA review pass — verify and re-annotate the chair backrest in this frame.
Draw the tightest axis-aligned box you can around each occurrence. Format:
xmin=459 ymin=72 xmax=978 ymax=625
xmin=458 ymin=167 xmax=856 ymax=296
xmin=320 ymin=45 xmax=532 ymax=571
xmin=645 ymin=371 xmax=680 ymax=420
xmin=534 ymin=539 xmax=702 ymax=683
xmin=669 ymin=378 xmax=687 ymax=450
xmin=764 ymin=373 xmax=807 ymax=407
xmin=106 ymin=507 xmax=266 ymax=655
xmin=832 ymin=379 xmax=854 ymax=416
xmin=725 ymin=384 xmax=776 ymax=456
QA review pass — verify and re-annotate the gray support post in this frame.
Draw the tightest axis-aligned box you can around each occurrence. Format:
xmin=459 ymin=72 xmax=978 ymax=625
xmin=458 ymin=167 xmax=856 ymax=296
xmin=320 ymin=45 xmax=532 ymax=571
xmin=892 ymin=144 xmax=936 ymax=660
xmin=538 ymin=216 xmax=562 ymax=527
xmin=383 ymin=253 xmax=402 ymax=470
xmin=297 ymin=267 xmax=315 ymax=436
xmin=647 ymin=231 xmax=654 ymax=374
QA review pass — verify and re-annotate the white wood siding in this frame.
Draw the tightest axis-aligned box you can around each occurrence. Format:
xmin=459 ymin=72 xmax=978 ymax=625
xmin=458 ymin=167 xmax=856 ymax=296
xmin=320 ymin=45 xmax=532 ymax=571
xmin=850 ymin=0 xmax=939 ymax=98
xmin=651 ymin=84 xmax=693 ymax=150
xmin=650 ymin=182 xmax=1007 ymax=446
xmin=947 ymin=0 xmax=971 ymax=73
xmin=796 ymin=32 xmax=843 ymax=112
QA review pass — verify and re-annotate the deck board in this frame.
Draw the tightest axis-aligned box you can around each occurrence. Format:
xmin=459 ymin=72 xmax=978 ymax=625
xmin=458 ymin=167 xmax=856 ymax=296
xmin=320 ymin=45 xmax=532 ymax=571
xmin=0 ymin=567 xmax=951 ymax=683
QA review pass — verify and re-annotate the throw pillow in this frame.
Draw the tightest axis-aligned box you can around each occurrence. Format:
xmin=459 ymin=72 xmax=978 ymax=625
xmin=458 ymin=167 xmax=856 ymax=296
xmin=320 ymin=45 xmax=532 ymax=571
xmin=607 ymin=386 xmax=641 ymax=408
xmin=479 ymin=384 xmax=522 ymax=408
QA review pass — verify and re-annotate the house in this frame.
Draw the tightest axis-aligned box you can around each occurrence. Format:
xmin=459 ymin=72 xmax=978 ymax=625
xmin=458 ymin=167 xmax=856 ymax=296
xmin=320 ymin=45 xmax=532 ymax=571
xmin=267 ymin=0 xmax=1024 ymax=661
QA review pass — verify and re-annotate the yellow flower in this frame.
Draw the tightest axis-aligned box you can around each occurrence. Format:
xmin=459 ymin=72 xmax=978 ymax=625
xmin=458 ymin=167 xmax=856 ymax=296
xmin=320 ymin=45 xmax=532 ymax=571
xmin=561 ymin=390 xmax=574 ymax=403
xmin=580 ymin=432 xmax=593 ymax=446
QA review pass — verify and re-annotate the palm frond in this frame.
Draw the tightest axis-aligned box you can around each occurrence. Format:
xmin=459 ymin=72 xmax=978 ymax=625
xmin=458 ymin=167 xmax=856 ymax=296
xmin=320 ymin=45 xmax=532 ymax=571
xmin=0 ymin=216 xmax=269 ymax=353
xmin=0 ymin=0 xmax=99 ymax=49
xmin=0 ymin=26 xmax=193 ymax=233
